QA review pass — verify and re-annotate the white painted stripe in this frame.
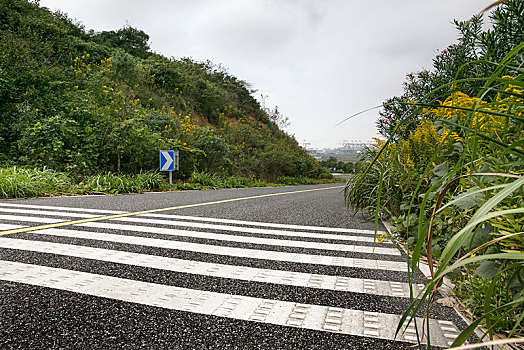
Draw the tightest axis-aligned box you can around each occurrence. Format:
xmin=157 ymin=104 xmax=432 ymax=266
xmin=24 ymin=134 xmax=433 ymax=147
xmin=0 ymin=203 xmax=124 ymax=214
xmin=0 ymin=208 xmax=99 ymax=218
xmin=22 ymin=227 xmax=407 ymax=271
xmin=0 ymin=214 xmax=396 ymax=255
xmin=0 ymin=238 xmax=417 ymax=297
xmin=0 ymin=224 xmax=25 ymax=231
xmin=112 ymin=217 xmax=384 ymax=243
xmin=140 ymin=213 xmax=383 ymax=235
xmin=0 ymin=203 xmax=383 ymax=234
xmin=0 ymin=212 xmax=388 ymax=245
xmin=0 ymin=260 xmax=455 ymax=348
xmin=80 ymin=221 xmax=400 ymax=256
xmin=0 ymin=214 xmax=64 ymax=224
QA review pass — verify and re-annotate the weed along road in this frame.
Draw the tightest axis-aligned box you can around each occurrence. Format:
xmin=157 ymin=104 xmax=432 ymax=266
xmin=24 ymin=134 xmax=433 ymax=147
xmin=0 ymin=184 xmax=469 ymax=349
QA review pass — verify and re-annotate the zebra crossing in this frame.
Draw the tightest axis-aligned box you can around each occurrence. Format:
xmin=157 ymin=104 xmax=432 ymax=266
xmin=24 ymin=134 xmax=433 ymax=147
xmin=0 ymin=202 xmax=464 ymax=348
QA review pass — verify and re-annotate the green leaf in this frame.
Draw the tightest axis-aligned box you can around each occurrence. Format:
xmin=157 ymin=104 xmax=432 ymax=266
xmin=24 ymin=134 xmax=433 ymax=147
xmin=432 ymin=244 xmax=442 ymax=259
xmin=470 ymin=224 xmax=493 ymax=249
xmin=475 ymin=261 xmax=499 ymax=279
xmin=399 ymin=203 xmax=410 ymax=211
xmin=450 ymin=317 xmax=484 ymax=347
xmin=453 ymin=142 xmax=464 ymax=153
xmin=437 ymin=177 xmax=524 ymax=275
xmin=439 ymin=251 xmax=524 ymax=280
xmin=437 ymin=184 xmax=507 ymax=214
xmin=453 ymin=193 xmax=483 ymax=209
xmin=508 ymin=270 xmax=524 ymax=291
xmin=432 ymin=163 xmax=449 ymax=177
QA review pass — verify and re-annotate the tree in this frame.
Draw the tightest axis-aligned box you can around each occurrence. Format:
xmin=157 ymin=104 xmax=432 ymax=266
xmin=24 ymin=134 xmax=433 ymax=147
xmin=91 ymin=26 xmax=151 ymax=58
xmin=376 ymin=1 xmax=524 ymax=141
xmin=265 ymin=105 xmax=290 ymax=130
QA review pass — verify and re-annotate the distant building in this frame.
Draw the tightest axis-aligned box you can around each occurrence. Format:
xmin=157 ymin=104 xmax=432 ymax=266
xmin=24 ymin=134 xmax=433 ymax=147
xmin=341 ymin=140 xmax=374 ymax=152
xmin=305 ymin=140 xmax=374 ymax=162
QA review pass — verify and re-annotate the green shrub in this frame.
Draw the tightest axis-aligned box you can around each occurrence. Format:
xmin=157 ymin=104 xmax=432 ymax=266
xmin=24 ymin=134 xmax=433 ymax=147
xmin=0 ymin=166 xmax=73 ymax=198
xmin=277 ymin=176 xmax=339 ymax=186
xmin=346 ymin=47 xmax=524 ymax=344
xmin=188 ymin=172 xmax=223 ymax=188
xmin=84 ymin=171 xmax=163 ymax=194
xmin=223 ymin=176 xmax=250 ymax=188
xmin=194 ymin=127 xmax=232 ymax=174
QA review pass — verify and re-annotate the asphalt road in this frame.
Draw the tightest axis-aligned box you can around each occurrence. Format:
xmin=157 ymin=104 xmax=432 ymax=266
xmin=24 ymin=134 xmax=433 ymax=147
xmin=0 ymin=184 xmax=470 ymax=349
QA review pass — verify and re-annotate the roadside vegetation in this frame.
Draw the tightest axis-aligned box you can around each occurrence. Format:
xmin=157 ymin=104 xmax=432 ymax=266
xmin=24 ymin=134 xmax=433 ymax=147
xmin=319 ymin=157 xmax=356 ymax=173
xmin=345 ymin=1 xmax=523 ymax=347
xmin=0 ymin=167 xmax=342 ymax=199
xmin=0 ymin=0 xmax=330 ymax=191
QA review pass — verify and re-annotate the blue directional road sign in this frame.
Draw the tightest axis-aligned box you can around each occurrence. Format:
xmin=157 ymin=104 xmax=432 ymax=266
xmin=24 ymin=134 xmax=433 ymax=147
xmin=159 ymin=150 xmax=177 ymax=171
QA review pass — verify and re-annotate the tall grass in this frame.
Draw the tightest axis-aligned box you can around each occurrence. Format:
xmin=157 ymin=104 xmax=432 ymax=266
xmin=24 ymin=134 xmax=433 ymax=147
xmin=83 ymin=171 xmax=164 ymax=194
xmin=0 ymin=167 xmax=338 ymax=199
xmin=0 ymin=168 xmax=165 ymax=198
xmin=346 ymin=43 xmax=524 ymax=347
xmin=0 ymin=166 xmax=73 ymax=198
xmin=277 ymin=176 xmax=318 ymax=185
xmin=184 ymin=172 xmax=340 ymax=189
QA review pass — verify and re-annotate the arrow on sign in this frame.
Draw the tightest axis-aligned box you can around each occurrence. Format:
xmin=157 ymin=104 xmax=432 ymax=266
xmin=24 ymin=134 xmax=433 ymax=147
xmin=160 ymin=151 xmax=174 ymax=171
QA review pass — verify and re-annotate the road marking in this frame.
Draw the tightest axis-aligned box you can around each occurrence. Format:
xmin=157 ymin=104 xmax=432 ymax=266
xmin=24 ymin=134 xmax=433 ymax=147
xmin=0 ymin=260 xmax=457 ymax=347
xmin=113 ymin=217 xmax=385 ymax=242
xmin=0 ymin=185 xmax=344 ymax=236
xmin=0 ymin=203 xmax=124 ymax=214
xmin=4 ymin=226 xmax=407 ymax=271
xmin=141 ymin=213 xmax=382 ymax=235
xmin=0 ymin=208 xmax=387 ymax=243
xmin=82 ymin=221 xmax=399 ymax=255
xmin=0 ymin=208 xmax=101 ymax=218
xmin=0 ymin=209 xmax=461 ymax=346
xmin=0 ymin=214 xmax=64 ymax=224
xmin=0 ymin=238 xmax=421 ymax=297
xmin=0 ymin=224 xmax=25 ymax=230
xmin=0 ymin=203 xmax=382 ymax=235
xmin=0 ymin=214 xmax=397 ymax=255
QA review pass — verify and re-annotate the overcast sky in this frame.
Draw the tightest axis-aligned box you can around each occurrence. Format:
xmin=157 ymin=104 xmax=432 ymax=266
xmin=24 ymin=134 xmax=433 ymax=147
xmin=40 ymin=0 xmax=494 ymax=149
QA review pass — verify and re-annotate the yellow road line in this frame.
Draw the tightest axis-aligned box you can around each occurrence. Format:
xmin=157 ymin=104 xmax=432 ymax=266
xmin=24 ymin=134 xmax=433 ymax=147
xmin=0 ymin=185 xmax=344 ymax=237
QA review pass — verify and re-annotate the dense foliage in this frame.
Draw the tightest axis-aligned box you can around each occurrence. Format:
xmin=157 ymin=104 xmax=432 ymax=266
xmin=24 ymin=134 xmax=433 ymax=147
xmin=0 ymin=0 xmax=327 ymax=181
xmin=377 ymin=0 xmax=524 ymax=140
xmin=319 ymin=157 xmax=355 ymax=173
xmin=347 ymin=0 xmax=523 ymax=345
xmin=0 ymin=166 xmax=339 ymax=198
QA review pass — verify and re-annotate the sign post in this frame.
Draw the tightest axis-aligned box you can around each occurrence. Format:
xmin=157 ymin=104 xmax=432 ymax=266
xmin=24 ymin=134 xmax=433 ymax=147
xmin=159 ymin=150 xmax=179 ymax=185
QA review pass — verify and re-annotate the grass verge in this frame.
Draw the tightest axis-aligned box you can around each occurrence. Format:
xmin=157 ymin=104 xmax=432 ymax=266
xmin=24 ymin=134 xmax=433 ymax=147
xmin=0 ymin=166 xmax=74 ymax=198
xmin=0 ymin=167 xmax=344 ymax=199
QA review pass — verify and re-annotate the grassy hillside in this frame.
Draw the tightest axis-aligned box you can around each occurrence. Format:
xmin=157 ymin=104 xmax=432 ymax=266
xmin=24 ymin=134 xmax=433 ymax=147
xmin=0 ymin=0 xmax=328 ymax=181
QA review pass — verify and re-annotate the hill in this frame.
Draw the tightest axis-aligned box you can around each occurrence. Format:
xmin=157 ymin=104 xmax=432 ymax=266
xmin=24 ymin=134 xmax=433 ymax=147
xmin=0 ymin=0 xmax=328 ymax=181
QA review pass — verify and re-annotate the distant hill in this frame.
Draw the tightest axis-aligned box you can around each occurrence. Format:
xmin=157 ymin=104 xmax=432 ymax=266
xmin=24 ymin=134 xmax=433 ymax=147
xmin=0 ymin=0 xmax=328 ymax=180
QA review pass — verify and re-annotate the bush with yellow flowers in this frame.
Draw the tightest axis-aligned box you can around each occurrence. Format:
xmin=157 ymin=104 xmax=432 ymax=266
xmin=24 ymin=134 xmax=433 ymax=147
xmin=348 ymin=66 xmax=523 ymax=342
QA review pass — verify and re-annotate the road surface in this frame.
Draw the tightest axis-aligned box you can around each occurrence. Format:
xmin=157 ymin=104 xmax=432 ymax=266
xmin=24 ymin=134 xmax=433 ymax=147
xmin=0 ymin=184 xmax=469 ymax=349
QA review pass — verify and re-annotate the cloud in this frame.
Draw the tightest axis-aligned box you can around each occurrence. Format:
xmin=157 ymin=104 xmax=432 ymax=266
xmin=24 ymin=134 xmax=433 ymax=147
xmin=186 ymin=1 xmax=327 ymax=63
xmin=40 ymin=0 xmax=496 ymax=148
